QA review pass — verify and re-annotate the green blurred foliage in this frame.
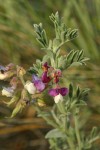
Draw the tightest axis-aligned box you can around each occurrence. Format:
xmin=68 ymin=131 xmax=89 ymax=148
xmin=0 ymin=0 xmax=99 ymax=64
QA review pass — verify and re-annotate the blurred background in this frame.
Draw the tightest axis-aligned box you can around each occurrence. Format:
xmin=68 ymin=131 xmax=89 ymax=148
xmin=0 ymin=0 xmax=100 ymax=149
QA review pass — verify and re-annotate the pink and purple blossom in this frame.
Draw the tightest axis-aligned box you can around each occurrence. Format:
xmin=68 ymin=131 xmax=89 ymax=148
xmin=41 ymin=71 xmax=51 ymax=83
xmin=2 ymin=87 xmax=15 ymax=97
xmin=49 ymin=87 xmax=69 ymax=97
xmin=32 ymin=74 xmax=45 ymax=92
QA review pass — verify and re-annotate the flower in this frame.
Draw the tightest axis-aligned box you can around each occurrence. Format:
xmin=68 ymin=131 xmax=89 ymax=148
xmin=0 ymin=65 xmax=8 ymax=80
xmin=17 ymin=66 xmax=26 ymax=77
xmin=0 ymin=72 xmax=9 ymax=80
xmin=2 ymin=87 xmax=14 ymax=97
xmin=0 ymin=64 xmax=15 ymax=80
xmin=24 ymin=81 xmax=36 ymax=94
xmin=54 ymin=94 xmax=64 ymax=103
xmin=49 ymin=87 xmax=68 ymax=97
xmin=49 ymin=87 xmax=68 ymax=103
xmin=0 ymin=65 xmax=7 ymax=73
xmin=41 ymin=71 xmax=51 ymax=83
xmin=32 ymin=74 xmax=45 ymax=92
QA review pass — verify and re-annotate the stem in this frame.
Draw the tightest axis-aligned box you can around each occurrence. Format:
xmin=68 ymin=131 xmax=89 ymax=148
xmin=66 ymin=135 xmax=75 ymax=150
xmin=74 ymin=115 xmax=82 ymax=150
xmin=55 ymin=39 xmax=69 ymax=53
xmin=19 ymin=75 xmax=25 ymax=86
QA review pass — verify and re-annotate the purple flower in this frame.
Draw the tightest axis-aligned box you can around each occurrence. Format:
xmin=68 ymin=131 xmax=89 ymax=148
xmin=41 ymin=72 xmax=51 ymax=83
xmin=0 ymin=64 xmax=15 ymax=80
xmin=2 ymin=87 xmax=15 ymax=97
xmin=0 ymin=65 xmax=7 ymax=73
xmin=32 ymin=74 xmax=45 ymax=92
xmin=49 ymin=87 xmax=69 ymax=97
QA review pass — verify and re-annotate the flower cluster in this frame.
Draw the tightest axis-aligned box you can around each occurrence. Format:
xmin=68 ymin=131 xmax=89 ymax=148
xmin=1 ymin=62 xmax=68 ymax=104
xmin=25 ymin=62 xmax=69 ymax=103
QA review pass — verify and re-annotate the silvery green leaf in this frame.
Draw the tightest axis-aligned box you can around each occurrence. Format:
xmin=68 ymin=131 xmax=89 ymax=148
xmin=76 ymin=100 xmax=87 ymax=106
xmin=80 ymin=57 xmax=90 ymax=62
xmin=4 ymin=95 xmax=19 ymax=106
xmin=70 ymin=62 xmax=82 ymax=67
xmin=84 ymin=143 xmax=92 ymax=149
xmin=81 ymin=88 xmax=90 ymax=96
xmin=53 ymin=38 xmax=61 ymax=52
xmin=10 ymin=103 xmax=22 ymax=118
xmin=65 ymin=28 xmax=71 ymax=39
xmin=42 ymin=55 xmax=49 ymax=62
xmin=36 ymin=38 xmax=45 ymax=47
xmin=90 ymin=127 xmax=98 ymax=138
xmin=70 ymin=51 xmax=78 ymax=63
xmin=77 ymin=50 xmax=84 ymax=61
xmin=67 ymin=50 xmax=74 ymax=61
xmin=45 ymin=129 xmax=65 ymax=139
xmin=57 ymin=56 xmax=66 ymax=69
xmin=48 ymin=40 xmax=53 ymax=49
xmin=69 ymin=29 xmax=78 ymax=40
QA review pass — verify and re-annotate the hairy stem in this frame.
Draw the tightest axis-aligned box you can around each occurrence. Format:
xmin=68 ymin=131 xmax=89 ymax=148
xmin=74 ymin=115 xmax=82 ymax=150
xmin=66 ymin=135 xmax=75 ymax=150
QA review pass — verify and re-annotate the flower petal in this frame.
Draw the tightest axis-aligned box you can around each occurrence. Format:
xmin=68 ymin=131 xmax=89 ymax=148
xmin=24 ymin=81 xmax=36 ymax=94
xmin=59 ymin=88 xmax=69 ymax=96
xmin=2 ymin=87 xmax=14 ymax=97
xmin=54 ymin=94 xmax=63 ymax=103
xmin=32 ymin=74 xmax=45 ymax=92
xmin=32 ymin=74 xmax=40 ymax=82
xmin=34 ymin=80 xmax=45 ymax=92
xmin=48 ymin=88 xmax=59 ymax=97
xmin=0 ymin=65 xmax=6 ymax=72
xmin=41 ymin=72 xmax=50 ymax=83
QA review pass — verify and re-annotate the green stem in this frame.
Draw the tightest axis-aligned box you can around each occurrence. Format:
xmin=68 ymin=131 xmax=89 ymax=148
xmin=19 ymin=75 xmax=25 ymax=85
xmin=74 ymin=115 xmax=82 ymax=150
xmin=66 ymin=135 xmax=75 ymax=150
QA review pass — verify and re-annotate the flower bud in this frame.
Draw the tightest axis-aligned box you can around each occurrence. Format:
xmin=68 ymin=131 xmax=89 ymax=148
xmin=2 ymin=87 xmax=14 ymax=97
xmin=17 ymin=66 xmax=26 ymax=77
xmin=54 ymin=94 xmax=64 ymax=103
xmin=0 ymin=73 xmax=8 ymax=80
xmin=24 ymin=81 xmax=36 ymax=94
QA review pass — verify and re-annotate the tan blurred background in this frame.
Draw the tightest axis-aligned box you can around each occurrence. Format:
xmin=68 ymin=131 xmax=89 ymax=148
xmin=0 ymin=0 xmax=100 ymax=149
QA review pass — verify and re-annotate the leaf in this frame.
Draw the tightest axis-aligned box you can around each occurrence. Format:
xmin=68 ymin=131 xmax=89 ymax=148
xmin=84 ymin=143 xmax=92 ymax=149
xmin=76 ymin=86 xmax=80 ymax=97
xmin=10 ymin=103 xmax=22 ymax=118
xmin=69 ymin=83 xmax=73 ymax=98
xmin=69 ymin=29 xmax=78 ymax=40
xmin=90 ymin=127 xmax=98 ymax=138
xmin=67 ymin=50 xmax=74 ymax=60
xmin=4 ymin=95 xmax=19 ymax=106
xmin=45 ymin=129 xmax=65 ymax=139
xmin=77 ymin=50 xmax=84 ymax=61
xmin=80 ymin=57 xmax=90 ymax=62
xmin=48 ymin=40 xmax=53 ymax=50
xmin=70 ymin=62 xmax=82 ymax=67
xmin=81 ymin=88 xmax=90 ymax=96
xmin=53 ymin=38 xmax=61 ymax=52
